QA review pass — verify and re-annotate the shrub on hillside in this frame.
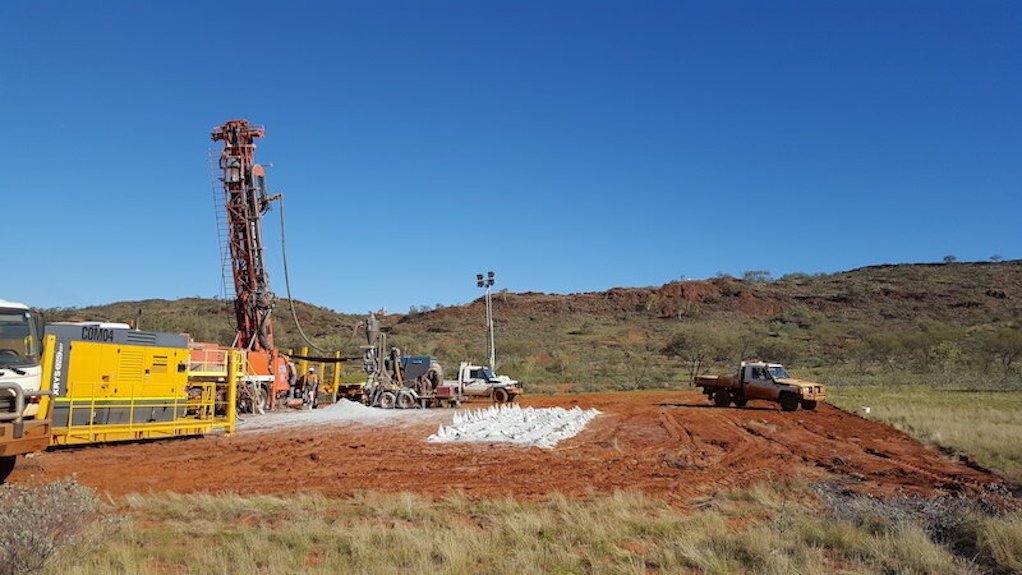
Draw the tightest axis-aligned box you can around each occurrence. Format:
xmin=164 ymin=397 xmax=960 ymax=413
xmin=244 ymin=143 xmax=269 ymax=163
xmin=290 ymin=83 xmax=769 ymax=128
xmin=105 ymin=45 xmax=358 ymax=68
xmin=0 ymin=479 xmax=98 ymax=575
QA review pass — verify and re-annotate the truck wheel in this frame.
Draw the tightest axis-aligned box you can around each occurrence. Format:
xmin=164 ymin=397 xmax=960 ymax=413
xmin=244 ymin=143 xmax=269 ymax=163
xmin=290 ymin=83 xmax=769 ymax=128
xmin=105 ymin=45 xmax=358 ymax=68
xmin=0 ymin=456 xmax=15 ymax=483
xmin=733 ymin=397 xmax=748 ymax=408
xmin=397 ymin=392 xmax=416 ymax=409
xmin=493 ymin=388 xmax=510 ymax=404
xmin=712 ymin=389 xmax=731 ymax=408
xmin=379 ymin=392 xmax=397 ymax=409
xmin=780 ymin=394 xmax=800 ymax=412
xmin=801 ymin=400 xmax=818 ymax=411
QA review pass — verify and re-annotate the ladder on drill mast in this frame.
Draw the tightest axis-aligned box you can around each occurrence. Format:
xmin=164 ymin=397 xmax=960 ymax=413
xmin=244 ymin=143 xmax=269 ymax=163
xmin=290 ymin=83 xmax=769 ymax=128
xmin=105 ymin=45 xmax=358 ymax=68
xmin=209 ymin=147 xmax=233 ymax=302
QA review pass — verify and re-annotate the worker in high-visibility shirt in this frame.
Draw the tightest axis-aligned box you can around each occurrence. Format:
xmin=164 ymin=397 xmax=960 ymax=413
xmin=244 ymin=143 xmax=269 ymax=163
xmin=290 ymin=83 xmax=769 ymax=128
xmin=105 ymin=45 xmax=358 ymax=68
xmin=300 ymin=367 xmax=320 ymax=409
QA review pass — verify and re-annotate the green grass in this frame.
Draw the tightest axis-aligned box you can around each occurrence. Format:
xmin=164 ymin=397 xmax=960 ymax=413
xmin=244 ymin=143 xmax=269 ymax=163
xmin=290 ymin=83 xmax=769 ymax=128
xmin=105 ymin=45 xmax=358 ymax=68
xmin=829 ymin=385 xmax=1022 ymax=483
xmin=36 ymin=484 xmax=1022 ymax=575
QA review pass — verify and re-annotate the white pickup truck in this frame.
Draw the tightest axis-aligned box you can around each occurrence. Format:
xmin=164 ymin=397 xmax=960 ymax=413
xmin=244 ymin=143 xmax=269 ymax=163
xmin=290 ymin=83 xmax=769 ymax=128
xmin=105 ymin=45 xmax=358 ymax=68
xmin=454 ymin=362 xmax=523 ymax=403
xmin=0 ymin=299 xmax=51 ymax=482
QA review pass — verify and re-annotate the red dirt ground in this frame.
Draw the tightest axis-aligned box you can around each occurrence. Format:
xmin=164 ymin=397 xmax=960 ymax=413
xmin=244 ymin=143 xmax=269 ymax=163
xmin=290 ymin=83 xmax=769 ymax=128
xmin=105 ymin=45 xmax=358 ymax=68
xmin=8 ymin=391 xmax=1006 ymax=504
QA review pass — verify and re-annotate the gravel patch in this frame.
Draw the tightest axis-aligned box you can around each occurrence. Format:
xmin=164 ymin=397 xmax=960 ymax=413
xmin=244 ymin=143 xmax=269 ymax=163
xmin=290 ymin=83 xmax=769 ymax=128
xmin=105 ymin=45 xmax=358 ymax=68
xmin=237 ymin=399 xmax=447 ymax=432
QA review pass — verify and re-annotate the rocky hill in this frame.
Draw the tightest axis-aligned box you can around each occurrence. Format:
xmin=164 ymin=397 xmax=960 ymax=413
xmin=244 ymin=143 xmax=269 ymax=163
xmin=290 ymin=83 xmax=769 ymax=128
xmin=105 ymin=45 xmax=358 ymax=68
xmin=44 ymin=260 xmax=1022 ymax=390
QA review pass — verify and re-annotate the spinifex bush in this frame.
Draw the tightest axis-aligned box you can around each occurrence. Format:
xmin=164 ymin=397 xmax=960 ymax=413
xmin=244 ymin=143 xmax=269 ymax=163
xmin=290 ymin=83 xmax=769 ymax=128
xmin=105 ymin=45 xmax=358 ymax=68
xmin=0 ymin=479 xmax=98 ymax=575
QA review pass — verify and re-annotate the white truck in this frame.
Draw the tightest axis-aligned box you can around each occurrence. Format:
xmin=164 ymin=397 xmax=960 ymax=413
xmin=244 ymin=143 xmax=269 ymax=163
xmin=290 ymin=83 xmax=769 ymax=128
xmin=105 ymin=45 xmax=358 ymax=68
xmin=0 ymin=299 xmax=51 ymax=482
xmin=455 ymin=362 xmax=523 ymax=403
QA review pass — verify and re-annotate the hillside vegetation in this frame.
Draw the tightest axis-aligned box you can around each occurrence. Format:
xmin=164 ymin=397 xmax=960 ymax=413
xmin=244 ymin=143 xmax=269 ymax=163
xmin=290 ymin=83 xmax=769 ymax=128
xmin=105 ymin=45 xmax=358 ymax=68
xmin=44 ymin=260 xmax=1022 ymax=391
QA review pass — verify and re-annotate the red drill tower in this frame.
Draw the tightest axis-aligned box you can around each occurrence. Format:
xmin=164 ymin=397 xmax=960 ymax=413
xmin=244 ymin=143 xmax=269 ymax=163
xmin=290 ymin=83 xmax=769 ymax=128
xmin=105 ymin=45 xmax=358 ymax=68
xmin=211 ymin=120 xmax=286 ymax=406
xmin=211 ymin=120 xmax=278 ymax=352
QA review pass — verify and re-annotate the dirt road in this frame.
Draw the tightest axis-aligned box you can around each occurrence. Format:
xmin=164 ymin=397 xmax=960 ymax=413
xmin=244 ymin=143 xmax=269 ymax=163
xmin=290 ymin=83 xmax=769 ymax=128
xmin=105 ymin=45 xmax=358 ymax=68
xmin=9 ymin=391 xmax=1005 ymax=503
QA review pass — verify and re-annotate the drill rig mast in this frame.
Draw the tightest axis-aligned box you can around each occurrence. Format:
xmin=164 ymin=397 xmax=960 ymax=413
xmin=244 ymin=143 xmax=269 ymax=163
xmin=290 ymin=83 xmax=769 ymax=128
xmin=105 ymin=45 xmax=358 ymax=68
xmin=211 ymin=119 xmax=286 ymax=408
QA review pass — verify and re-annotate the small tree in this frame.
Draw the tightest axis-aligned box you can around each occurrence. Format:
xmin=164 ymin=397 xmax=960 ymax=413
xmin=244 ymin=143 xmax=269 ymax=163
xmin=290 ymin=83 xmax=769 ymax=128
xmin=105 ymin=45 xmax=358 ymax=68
xmin=644 ymin=293 xmax=660 ymax=313
xmin=931 ymin=341 xmax=963 ymax=384
xmin=663 ymin=330 xmax=730 ymax=379
xmin=981 ymin=327 xmax=1022 ymax=379
xmin=943 ymin=255 xmax=958 ymax=264
xmin=780 ymin=272 xmax=810 ymax=282
xmin=990 ymin=254 xmax=1003 ymax=262
xmin=742 ymin=270 xmax=772 ymax=282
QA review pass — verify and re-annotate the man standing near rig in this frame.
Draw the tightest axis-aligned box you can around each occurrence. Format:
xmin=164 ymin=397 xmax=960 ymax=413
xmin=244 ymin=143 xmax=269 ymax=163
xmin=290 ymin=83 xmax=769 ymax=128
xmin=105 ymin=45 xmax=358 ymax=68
xmin=301 ymin=367 xmax=320 ymax=409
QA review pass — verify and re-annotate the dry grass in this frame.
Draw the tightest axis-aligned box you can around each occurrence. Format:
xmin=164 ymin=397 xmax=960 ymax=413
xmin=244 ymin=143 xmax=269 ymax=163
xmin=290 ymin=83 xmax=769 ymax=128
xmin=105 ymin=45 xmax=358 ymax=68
xmin=976 ymin=514 xmax=1022 ymax=572
xmin=39 ymin=484 xmax=1022 ymax=575
xmin=829 ymin=386 xmax=1022 ymax=483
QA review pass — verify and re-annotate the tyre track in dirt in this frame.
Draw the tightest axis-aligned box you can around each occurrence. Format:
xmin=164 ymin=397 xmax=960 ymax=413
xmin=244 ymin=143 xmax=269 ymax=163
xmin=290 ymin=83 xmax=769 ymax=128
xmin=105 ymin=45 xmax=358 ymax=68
xmin=8 ymin=391 xmax=1007 ymax=503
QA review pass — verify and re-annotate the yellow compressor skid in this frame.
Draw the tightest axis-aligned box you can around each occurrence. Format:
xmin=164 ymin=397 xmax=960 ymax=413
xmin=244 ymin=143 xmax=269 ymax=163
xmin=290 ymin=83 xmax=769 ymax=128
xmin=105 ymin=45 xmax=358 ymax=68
xmin=42 ymin=332 xmax=239 ymax=446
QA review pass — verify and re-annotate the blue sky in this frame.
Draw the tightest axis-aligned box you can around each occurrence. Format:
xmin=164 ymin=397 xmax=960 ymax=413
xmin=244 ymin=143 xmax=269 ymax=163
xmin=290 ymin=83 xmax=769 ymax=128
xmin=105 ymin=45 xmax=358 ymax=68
xmin=2 ymin=1 xmax=1019 ymax=314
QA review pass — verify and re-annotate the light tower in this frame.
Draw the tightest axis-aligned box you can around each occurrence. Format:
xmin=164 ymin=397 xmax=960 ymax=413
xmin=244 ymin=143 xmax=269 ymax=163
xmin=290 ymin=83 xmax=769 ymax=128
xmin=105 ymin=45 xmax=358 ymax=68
xmin=476 ymin=271 xmax=496 ymax=370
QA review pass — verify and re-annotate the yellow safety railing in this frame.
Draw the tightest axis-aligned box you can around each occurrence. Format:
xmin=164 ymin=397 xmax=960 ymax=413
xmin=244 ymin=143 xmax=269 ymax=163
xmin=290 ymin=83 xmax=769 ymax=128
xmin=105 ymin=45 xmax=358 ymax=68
xmin=287 ymin=347 xmax=361 ymax=403
xmin=188 ymin=347 xmax=230 ymax=378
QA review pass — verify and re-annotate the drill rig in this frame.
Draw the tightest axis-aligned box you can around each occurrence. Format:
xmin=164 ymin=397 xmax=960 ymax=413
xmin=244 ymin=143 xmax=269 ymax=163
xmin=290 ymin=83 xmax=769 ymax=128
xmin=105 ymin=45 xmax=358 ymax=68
xmin=359 ymin=313 xmax=461 ymax=409
xmin=211 ymin=120 xmax=287 ymax=411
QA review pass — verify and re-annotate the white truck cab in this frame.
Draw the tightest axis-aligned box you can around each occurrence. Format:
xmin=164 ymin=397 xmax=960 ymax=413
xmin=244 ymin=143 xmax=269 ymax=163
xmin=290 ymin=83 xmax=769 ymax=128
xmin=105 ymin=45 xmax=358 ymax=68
xmin=0 ymin=300 xmax=44 ymax=417
xmin=457 ymin=362 xmax=523 ymax=403
xmin=0 ymin=299 xmax=51 ymax=481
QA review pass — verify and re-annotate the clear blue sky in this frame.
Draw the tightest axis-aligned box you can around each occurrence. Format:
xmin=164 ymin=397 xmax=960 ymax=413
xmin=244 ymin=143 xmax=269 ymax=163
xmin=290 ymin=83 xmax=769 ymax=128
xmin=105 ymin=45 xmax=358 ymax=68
xmin=2 ymin=1 xmax=1019 ymax=314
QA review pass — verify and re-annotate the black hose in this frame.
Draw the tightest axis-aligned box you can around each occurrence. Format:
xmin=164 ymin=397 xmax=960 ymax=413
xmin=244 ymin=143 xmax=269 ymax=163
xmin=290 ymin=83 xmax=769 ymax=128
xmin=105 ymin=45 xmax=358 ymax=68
xmin=277 ymin=194 xmax=330 ymax=354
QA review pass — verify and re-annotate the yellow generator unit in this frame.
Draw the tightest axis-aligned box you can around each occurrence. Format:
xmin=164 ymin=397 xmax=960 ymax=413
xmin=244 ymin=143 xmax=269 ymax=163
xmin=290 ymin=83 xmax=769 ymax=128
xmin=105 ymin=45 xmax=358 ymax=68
xmin=42 ymin=323 xmax=239 ymax=446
